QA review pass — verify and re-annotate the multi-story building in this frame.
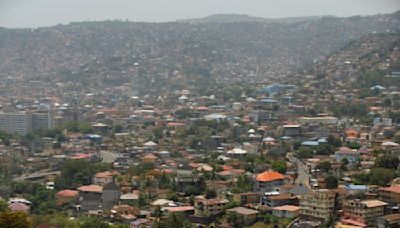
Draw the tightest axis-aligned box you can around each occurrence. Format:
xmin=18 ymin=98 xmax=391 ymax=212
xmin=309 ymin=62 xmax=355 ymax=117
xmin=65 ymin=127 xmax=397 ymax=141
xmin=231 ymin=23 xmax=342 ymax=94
xmin=300 ymin=189 xmax=336 ymax=221
xmin=0 ymin=113 xmax=31 ymax=135
xmin=0 ymin=112 xmax=53 ymax=135
xmin=342 ymin=199 xmax=387 ymax=227
xmin=255 ymin=170 xmax=285 ymax=193
xmin=194 ymin=196 xmax=229 ymax=217
xmin=378 ymin=185 xmax=400 ymax=206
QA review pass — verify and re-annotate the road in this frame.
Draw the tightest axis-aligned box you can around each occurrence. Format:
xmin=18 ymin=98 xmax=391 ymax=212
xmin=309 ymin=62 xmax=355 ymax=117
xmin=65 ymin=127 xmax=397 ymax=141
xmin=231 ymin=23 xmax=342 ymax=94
xmin=294 ymin=159 xmax=311 ymax=190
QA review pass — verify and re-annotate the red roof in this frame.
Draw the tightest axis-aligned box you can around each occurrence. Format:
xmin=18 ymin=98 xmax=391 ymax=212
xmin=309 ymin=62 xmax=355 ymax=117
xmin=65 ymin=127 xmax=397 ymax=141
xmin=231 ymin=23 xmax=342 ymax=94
xmin=77 ymin=185 xmax=103 ymax=193
xmin=167 ymin=122 xmax=186 ymax=127
xmin=9 ymin=202 xmax=30 ymax=212
xmin=164 ymin=206 xmax=194 ymax=212
xmin=256 ymin=171 xmax=285 ymax=182
xmin=56 ymin=189 xmax=79 ymax=198
xmin=380 ymin=185 xmax=400 ymax=194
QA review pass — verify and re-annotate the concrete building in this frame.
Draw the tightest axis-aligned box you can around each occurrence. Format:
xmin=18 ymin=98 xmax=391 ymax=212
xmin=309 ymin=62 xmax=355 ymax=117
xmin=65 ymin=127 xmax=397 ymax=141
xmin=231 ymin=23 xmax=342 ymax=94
xmin=102 ymin=182 xmax=121 ymax=210
xmin=255 ymin=170 xmax=285 ymax=193
xmin=227 ymin=207 xmax=259 ymax=226
xmin=300 ymin=189 xmax=336 ymax=221
xmin=0 ymin=112 xmax=53 ymax=135
xmin=0 ymin=113 xmax=30 ymax=135
xmin=376 ymin=213 xmax=400 ymax=228
xmin=342 ymin=199 xmax=387 ymax=227
xmin=272 ymin=205 xmax=300 ymax=218
xmin=194 ymin=196 xmax=229 ymax=217
xmin=298 ymin=116 xmax=338 ymax=125
xmin=378 ymin=185 xmax=400 ymax=206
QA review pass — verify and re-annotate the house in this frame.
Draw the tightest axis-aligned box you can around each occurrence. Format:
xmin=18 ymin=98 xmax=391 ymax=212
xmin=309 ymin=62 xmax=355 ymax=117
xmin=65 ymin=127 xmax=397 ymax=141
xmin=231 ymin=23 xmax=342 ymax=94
xmin=194 ymin=196 xmax=229 ymax=217
xmin=120 ymin=193 xmax=139 ymax=205
xmin=272 ymin=205 xmax=300 ymax=218
xmin=255 ymin=170 xmax=285 ymax=192
xmin=262 ymin=193 xmax=293 ymax=207
xmin=93 ymin=171 xmax=119 ymax=186
xmin=342 ymin=199 xmax=387 ymax=227
xmin=162 ymin=206 xmax=195 ymax=216
xmin=376 ymin=213 xmax=400 ymax=228
xmin=140 ymin=153 xmax=158 ymax=164
xmin=233 ymin=192 xmax=261 ymax=205
xmin=55 ymin=189 xmax=78 ymax=206
xmin=227 ymin=207 xmax=259 ymax=226
xmin=344 ymin=184 xmax=369 ymax=195
xmin=77 ymin=185 xmax=103 ymax=211
xmin=378 ymin=185 xmax=400 ymax=206
xmin=175 ymin=170 xmax=203 ymax=193
xmin=300 ymin=189 xmax=336 ymax=221
xmin=283 ymin=125 xmax=301 ymax=137
xmin=9 ymin=202 xmax=30 ymax=213
xmin=335 ymin=147 xmax=359 ymax=163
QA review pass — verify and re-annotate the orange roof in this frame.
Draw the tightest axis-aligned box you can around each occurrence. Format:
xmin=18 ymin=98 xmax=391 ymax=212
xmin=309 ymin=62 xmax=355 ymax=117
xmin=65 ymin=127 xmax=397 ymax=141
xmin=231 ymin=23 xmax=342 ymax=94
xmin=56 ymin=189 xmax=79 ymax=198
xmin=380 ymin=185 xmax=400 ymax=194
xmin=167 ymin=122 xmax=186 ymax=127
xmin=256 ymin=171 xmax=284 ymax=182
xmin=95 ymin=171 xmax=120 ymax=178
xmin=77 ymin=185 xmax=103 ymax=193
xmin=141 ymin=154 xmax=158 ymax=159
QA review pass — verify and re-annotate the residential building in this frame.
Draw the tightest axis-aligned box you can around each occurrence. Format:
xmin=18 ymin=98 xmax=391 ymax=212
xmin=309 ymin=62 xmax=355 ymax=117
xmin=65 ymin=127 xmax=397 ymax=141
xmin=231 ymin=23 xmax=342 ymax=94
xmin=342 ymin=199 xmax=387 ymax=227
xmin=272 ymin=205 xmax=300 ymax=218
xmin=335 ymin=147 xmax=359 ymax=163
xmin=298 ymin=116 xmax=338 ymax=125
xmin=227 ymin=207 xmax=259 ymax=226
xmin=378 ymin=185 xmax=400 ymax=206
xmin=300 ymin=189 xmax=336 ymax=221
xmin=376 ymin=213 xmax=400 ymax=228
xmin=77 ymin=185 xmax=103 ymax=212
xmin=233 ymin=192 xmax=261 ymax=205
xmin=194 ymin=196 xmax=229 ymax=217
xmin=255 ymin=170 xmax=285 ymax=192
xmin=262 ymin=193 xmax=293 ymax=207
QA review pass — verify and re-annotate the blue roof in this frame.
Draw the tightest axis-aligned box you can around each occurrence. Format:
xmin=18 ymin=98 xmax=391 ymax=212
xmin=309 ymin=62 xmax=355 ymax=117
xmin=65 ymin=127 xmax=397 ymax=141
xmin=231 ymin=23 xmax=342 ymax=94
xmin=345 ymin=184 xmax=369 ymax=190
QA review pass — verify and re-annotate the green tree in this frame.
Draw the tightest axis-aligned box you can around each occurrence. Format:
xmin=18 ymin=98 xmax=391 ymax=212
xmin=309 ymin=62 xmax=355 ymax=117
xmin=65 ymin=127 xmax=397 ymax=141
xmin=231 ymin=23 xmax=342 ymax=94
xmin=271 ymin=160 xmax=287 ymax=174
xmin=369 ymin=168 xmax=396 ymax=186
xmin=325 ymin=175 xmax=338 ymax=189
xmin=0 ymin=211 xmax=32 ymax=228
xmin=375 ymin=155 xmax=399 ymax=169
xmin=79 ymin=216 xmax=110 ymax=228
xmin=316 ymin=161 xmax=332 ymax=173
xmin=0 ymin=199 xmax=8 ymax=212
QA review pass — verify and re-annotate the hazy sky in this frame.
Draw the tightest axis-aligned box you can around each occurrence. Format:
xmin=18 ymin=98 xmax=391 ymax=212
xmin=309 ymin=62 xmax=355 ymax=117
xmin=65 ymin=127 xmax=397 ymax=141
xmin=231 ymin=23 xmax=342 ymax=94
xmin=0 ymin=0 xmax=399 ymax=28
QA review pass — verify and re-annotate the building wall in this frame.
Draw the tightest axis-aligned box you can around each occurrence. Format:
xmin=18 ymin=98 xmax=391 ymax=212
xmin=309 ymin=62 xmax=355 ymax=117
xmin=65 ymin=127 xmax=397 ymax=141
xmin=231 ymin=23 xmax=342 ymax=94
xmin=300 ymin=190 xmax=335 ymax=221
xmin=102 ymin=189 xmax=120 ymax=210
xmin=379 ymin=190 xmax=400 ymax=205
xmin=80 ymin=192 xmax=102 ymax=211
xmin=342 ymin=201 xmax=385 ymax=226
xmin=0 ymin=112 xmax=53 ymax=135
xmin=256 ymin=179 xmax=285 ymax=192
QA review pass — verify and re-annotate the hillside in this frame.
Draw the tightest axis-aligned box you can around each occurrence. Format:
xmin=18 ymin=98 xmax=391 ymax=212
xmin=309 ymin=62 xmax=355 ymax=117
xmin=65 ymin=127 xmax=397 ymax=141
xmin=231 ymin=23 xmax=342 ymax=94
xmin=177 ymin=14 xmax=319 ymax=24
xmin=0 ymin=11 xmax=399 ymax=92
xmin=307 ymin=33 xmax=400 ymax=90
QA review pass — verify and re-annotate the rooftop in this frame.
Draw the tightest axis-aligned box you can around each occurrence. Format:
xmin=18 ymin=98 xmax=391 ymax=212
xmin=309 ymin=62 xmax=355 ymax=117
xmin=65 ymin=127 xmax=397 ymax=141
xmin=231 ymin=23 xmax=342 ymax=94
xmin=227 ymin=207 xmax=259 ymax=215
xmin=256 ymin=171 xmax=284 ymax=182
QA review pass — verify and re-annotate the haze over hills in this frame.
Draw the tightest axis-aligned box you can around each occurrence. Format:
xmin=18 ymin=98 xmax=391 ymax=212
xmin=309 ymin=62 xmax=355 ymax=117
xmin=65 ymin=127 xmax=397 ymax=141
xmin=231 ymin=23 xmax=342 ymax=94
xmin=177 ymin=14 xmax=320 ymax=24
xmin=0 ymin=11 xmax=399 ymax=92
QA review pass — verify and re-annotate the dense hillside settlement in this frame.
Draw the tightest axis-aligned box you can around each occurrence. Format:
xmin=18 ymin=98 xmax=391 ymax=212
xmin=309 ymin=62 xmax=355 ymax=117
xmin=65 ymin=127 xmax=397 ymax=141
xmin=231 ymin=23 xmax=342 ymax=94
xmin=0 ymin=11 xmax=399 ymax=228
